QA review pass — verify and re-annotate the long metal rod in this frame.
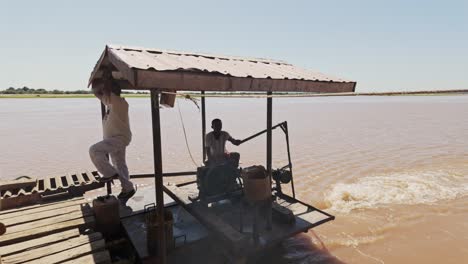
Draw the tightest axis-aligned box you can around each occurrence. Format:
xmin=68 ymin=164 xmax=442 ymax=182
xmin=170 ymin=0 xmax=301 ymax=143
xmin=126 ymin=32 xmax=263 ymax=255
xmin=283 ymin=123 xmax=296 ymax=198
xmin=239 ymin=122 xmax=284 ymax=144
xmin=150 ymin=91 xmax=166 ymax=263
xmin=130 ymin=171 xmax=197 ymax=179
xmin=100 ymin=102 xmax=112 ymax=195
xmin=201 ymin=91 xmax=206 ymax=162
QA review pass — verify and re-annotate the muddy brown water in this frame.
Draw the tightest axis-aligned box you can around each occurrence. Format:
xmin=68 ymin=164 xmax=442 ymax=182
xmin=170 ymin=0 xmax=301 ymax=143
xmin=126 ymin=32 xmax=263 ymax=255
xmin=1 ymin=95 xmax=467 ymax=263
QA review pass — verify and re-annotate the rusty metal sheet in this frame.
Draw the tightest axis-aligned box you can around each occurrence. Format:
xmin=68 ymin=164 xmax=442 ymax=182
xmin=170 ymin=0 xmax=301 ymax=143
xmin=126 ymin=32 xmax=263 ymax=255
xmin=89 ymin=45 xmax=356 ymax=93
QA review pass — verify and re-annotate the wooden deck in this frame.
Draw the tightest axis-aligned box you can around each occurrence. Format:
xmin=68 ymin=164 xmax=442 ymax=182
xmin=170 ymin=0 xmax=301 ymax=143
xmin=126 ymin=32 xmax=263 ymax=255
xmin=0 ymin=197 xmax=111 ymax=264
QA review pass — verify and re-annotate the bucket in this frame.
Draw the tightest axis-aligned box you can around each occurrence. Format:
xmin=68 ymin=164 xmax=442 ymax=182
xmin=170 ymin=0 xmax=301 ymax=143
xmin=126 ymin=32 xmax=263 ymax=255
xmin=92 ymin=195 xmax=120 ymax=237
xmin=146 ymin=205 xmax=174 ymax=255
xmin=160 ymin=92 xmax=176 ymax=107
xmin=242 ymin=165 xmax=271 ymax=202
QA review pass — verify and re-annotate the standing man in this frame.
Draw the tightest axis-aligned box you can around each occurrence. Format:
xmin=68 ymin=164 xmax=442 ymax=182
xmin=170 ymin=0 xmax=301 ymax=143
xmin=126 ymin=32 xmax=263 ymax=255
xmin=89 ymin=70 xmax=136 ymax=201
xmin=205 ymin=118 xmax=242 ymax=167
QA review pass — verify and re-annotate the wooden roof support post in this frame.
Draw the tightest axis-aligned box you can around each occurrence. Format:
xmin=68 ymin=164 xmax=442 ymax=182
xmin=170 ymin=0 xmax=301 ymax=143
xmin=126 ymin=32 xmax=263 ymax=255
xmin=150 ymin=90 xmax=166 ymax=263
xmin=266 ymin=91 xmax=273 ymax=229
xmin=201 ymin=91 xmax=207 ymax=162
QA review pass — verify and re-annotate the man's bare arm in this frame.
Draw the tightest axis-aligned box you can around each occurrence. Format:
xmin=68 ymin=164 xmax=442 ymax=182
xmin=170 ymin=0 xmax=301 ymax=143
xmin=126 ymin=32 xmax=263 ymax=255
xmin=228 ymin=136 xmax=242 ymax=146
xmin=205 ymin=147 xmax=212 ymax=164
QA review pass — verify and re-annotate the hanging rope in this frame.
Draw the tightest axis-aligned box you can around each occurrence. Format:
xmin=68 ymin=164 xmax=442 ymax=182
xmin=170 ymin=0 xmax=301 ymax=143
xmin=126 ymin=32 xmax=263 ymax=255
xmin=177 ymin=101 xmax=200 ymax=167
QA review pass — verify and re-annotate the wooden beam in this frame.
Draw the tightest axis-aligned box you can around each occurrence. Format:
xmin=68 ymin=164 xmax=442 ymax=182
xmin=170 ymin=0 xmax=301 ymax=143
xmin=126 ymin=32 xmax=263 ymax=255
xmin=266 ymin=91 xmax=273 ymax=229
xmin=150 ymin=91 xmax=166 ymax=264
xmin=201 ymin=91 xmax=206 ymax=162
xmin=136 ymin=70 xmax=356 ymax=93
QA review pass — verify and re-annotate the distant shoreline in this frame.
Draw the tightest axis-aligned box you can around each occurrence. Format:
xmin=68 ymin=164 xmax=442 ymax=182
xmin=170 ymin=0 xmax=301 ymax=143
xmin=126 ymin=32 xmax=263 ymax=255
xmin=0 ymin=94 xmax=150 ymax=99
xmin=1 ymin=90 xmax=467 ymax=99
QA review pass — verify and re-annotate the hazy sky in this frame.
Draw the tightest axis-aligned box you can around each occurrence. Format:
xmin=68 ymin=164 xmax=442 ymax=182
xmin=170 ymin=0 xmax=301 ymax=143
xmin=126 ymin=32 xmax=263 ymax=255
xmin=1 ymin=0 xmax=467 ymax=92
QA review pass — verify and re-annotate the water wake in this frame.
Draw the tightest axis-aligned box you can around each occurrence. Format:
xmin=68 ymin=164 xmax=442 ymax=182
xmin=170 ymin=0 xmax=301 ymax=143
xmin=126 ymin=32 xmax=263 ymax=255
xmin=324 ymin=171 xmax=468 ymax=213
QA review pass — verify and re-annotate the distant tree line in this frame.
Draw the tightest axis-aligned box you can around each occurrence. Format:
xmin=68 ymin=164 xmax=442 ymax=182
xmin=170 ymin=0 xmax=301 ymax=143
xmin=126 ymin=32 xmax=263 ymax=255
xmin=0 ymin=87 xmax=148 ymax=94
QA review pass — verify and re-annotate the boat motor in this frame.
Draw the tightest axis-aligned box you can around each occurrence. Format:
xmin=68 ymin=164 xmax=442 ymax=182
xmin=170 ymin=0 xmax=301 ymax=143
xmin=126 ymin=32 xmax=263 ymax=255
xmin=196 ymin=165 xmax=241 ymax=202
xmin=272 ymin=168 xmax=292 ymax=184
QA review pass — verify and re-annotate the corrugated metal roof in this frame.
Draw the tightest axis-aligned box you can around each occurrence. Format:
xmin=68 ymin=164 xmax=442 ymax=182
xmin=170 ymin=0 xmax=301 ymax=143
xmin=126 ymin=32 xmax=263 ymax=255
xmin=89 ymin=45 xmax=356 ymax=93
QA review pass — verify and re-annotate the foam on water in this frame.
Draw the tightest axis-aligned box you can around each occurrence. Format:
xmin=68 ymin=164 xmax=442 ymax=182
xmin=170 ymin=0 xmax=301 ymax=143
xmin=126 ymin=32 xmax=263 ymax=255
xmin=324 ymin=171 xmax=468 ymax=213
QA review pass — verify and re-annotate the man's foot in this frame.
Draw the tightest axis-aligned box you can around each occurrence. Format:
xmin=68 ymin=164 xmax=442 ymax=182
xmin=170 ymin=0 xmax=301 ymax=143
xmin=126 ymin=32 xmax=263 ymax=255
xmin=118 ymin=188 xmax=136 ymax=201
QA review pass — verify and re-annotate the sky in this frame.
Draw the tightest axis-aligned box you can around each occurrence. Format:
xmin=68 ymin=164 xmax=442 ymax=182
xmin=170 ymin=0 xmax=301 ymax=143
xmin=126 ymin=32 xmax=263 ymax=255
xmin=1 ymin=0 xmax=467 ymax=92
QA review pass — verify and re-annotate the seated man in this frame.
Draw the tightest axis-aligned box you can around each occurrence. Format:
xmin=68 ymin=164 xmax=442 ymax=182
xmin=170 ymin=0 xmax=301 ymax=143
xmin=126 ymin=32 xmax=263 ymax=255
xmin=205 ymin=119 xmax=241 ymax=167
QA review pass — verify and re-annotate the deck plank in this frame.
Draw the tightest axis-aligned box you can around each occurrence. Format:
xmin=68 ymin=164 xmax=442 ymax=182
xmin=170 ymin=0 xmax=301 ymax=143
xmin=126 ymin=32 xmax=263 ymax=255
xmin=0 ymin=198 xmax=87 ymax=220
xmin=2 ymin=233 xmax=103 ymax=264
xmin=61 ymin=250 xmax=111 ymax=264
xmin=6 ymin=210 xmax=93 ymax=234
xmin=2 ymin=204 xmax=92 ymax=227
xmin=21 ymin=239 xmax=106 ymax=264
xmin=0 ymin=216 xmax=95 ymax=246
xmin=0 ymin=229 xmax=80 ymax=257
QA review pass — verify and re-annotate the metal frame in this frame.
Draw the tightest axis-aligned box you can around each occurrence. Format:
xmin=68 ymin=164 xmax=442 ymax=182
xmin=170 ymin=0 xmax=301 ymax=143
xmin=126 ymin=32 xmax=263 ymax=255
xmin=237 ymin=121 xmax=296 ymax=198
xmin=98 ymin=90 xmax=302 ymax=263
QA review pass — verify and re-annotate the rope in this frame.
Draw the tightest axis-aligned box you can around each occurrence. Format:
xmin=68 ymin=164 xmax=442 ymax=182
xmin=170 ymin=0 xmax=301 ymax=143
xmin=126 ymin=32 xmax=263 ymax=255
xmin=177 ymin=101 xmax=200 ymax=167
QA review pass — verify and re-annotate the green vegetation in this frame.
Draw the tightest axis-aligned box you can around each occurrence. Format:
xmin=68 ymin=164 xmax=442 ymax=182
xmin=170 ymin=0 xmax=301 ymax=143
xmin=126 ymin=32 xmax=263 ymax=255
xmin=1 ymin=86 xmax=92 ymax=95
xmin=0 ymin=94 xmax=150 ymax=98
xmin=1 ymin=86 xmax=466 ymax=99
xmin=0 ymin=86 xmax=149 ymax=98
